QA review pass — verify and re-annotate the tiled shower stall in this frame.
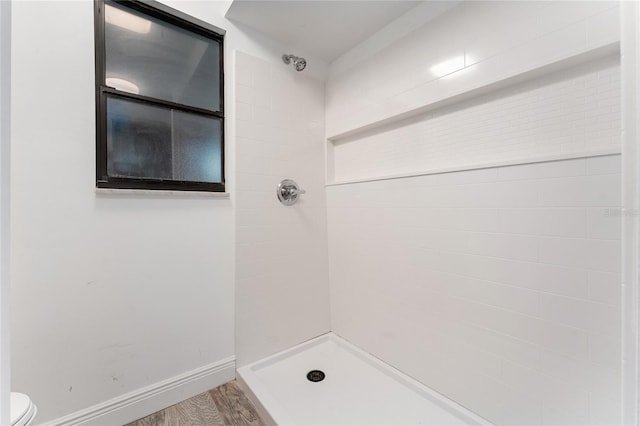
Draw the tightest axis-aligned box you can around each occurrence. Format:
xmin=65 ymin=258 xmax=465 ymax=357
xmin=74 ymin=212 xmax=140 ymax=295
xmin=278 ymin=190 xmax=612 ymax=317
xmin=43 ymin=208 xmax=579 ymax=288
xmin=234 ymin=2 xmax=623 ymax=424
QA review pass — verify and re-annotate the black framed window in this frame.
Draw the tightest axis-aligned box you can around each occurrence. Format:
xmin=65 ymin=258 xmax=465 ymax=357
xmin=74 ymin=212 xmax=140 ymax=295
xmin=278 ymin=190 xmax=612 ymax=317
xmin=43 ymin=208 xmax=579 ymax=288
xmin=95 ymin=0 xmax=225 ymax=192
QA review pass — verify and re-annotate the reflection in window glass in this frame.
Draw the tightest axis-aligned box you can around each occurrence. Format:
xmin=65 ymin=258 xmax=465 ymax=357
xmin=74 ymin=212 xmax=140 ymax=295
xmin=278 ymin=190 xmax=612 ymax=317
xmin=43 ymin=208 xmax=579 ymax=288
xmin=105 ymin=1 xmax=221 ymax=112
xmin=107 ymin=97 xmax=172 ymax=180
xmin=106 ymin=97 xmax=223 ymax=183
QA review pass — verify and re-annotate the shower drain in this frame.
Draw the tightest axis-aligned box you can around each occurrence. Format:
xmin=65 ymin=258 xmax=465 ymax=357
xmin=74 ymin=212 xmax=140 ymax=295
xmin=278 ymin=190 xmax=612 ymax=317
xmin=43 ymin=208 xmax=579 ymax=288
xmin=306 ymin=370 xmax=326 ymax=382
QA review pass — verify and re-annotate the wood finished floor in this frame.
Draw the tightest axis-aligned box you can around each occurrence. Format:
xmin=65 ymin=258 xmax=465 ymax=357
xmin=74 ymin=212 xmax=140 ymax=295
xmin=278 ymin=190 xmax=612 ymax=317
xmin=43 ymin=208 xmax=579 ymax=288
xmin=125 ymin=380 xmax=265 ymax=426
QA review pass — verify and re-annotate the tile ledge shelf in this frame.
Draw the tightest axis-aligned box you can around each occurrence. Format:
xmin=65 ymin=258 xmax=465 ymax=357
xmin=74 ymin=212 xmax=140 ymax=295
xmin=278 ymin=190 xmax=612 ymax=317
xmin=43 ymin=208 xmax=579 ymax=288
xmin=326 ymin=42 xmax=620 ymax=142
xmin=325 ymin=148 xmax=622 ymax=187
xmin=95 ymin=188 xmax=231 ymax=198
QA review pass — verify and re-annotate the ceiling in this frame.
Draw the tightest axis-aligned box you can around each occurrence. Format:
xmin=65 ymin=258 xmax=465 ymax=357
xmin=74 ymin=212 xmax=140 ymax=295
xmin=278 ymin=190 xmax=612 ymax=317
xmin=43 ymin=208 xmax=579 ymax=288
xmin=225 ymin=0 xmax=422 ymax=63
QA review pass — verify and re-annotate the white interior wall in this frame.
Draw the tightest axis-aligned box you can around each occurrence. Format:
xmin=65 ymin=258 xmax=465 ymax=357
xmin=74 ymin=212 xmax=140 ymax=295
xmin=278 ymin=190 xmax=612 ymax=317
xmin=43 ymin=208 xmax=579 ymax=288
xmin=621 ymin=2 xmax=640 ymax=424
xmin=0 ymin=1 xmax=10 ymax=424
xmin=9 ymin=0 xmax=328 ymax=424
xmin=326 ymin=2 xmax=622 ymax=425
xmin=11 ymin=1 xmax=233 ymax=422
xmin=234 ymin=51 xmax=330 ymax=367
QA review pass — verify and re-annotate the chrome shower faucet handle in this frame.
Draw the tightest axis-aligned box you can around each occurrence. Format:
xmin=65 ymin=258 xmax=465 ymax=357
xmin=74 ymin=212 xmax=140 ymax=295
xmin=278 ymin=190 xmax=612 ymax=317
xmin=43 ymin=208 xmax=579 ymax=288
xmin=277 ymin=179 xmax=306 ymax=206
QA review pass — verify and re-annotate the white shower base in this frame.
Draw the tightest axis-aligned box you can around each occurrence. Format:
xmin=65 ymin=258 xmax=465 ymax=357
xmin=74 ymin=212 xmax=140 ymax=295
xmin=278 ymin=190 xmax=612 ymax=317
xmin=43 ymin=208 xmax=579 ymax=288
xmin=237 ymin=333 xmax=490 ymax=425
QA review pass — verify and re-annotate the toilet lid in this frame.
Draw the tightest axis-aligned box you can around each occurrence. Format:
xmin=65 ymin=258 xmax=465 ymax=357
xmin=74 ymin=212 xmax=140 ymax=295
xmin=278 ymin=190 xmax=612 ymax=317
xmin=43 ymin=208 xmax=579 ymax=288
xmin=10 ymin=393 xmax=35 ymax=426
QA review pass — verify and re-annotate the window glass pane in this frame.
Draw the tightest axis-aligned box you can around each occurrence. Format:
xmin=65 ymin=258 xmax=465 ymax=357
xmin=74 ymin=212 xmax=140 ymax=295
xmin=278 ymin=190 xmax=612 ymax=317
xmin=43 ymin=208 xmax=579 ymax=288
xmin=104 ymin=1 xmax=221 ymax=112
xmin=106 ymin=97 xmax=223 ymax=183
xmin=107 ymin=97 xmax=172 ymax=180
xmin=173 ymin=112 xmax=222 ymax=183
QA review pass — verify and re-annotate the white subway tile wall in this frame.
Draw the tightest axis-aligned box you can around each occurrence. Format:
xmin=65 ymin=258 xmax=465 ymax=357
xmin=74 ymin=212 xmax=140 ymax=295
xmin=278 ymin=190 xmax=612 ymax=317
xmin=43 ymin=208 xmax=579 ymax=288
xmin=326 ymin=1 xmax=620 ymax=138
xmin=327 ymin=155 xmax=621 ymax=425
xmin=235 ymin=51 xmax=330 ymax=366
xmin=330 ymin=54 xmax=620 ymax=183
xmin=325 ymin=2 xmax=622 ymax=424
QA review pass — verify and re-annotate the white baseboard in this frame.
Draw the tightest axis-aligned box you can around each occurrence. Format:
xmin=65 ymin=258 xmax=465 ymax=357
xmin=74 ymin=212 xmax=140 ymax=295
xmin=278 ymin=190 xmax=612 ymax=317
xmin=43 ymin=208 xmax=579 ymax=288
xmin=40 ymin=357 xmax=236 ymax=426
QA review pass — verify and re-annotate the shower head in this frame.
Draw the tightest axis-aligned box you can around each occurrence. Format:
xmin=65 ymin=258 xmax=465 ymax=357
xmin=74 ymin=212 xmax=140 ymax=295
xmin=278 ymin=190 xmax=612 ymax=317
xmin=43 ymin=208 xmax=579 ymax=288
xmin=282 ymin=54 xmax=307 ymax=72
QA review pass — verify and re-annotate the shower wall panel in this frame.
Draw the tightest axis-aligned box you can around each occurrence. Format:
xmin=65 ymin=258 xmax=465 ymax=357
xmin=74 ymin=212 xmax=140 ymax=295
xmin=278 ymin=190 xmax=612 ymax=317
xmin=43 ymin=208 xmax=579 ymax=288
xmin=329 ymin=54 xmax=620 ymax=184
xmin=234 ymin=51 xmax=330 ymax=366
xmin=325 ymin=2 xmax=622 ymax=425
xmin=327 ymin=157 xmax=621 ymax=425
xmin=326 ymin=1 xmax=620 ymax=139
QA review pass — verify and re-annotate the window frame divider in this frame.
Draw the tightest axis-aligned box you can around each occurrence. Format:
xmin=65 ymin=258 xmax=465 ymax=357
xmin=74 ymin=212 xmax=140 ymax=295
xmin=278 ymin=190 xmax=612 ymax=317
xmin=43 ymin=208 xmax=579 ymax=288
xmin=101 ymin=87 xmax=225 ymax=119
